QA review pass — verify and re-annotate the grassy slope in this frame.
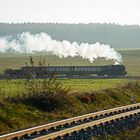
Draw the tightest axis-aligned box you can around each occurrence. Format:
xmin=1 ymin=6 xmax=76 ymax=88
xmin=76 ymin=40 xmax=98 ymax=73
xmin=0 ymin=103 xmax=47 ymax=134
xmin=0 ymin=49 xmax=140 ymax=75
xmin=0 ymin=81 xmax=140 ymax=136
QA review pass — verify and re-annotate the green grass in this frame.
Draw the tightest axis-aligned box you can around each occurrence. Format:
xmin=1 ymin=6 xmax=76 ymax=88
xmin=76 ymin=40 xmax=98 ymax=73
xmin=0 ymin=81 xmax=140 ymax=135
xmin=0 ymin=79 xmax=135 ymax=98
xmin=0 ymin=49 xmax=140 ymax=75
xmin=0 ymin=103 xmax=48 ymax=134
xmin=60 ymin=79 xmax=132 ymax=92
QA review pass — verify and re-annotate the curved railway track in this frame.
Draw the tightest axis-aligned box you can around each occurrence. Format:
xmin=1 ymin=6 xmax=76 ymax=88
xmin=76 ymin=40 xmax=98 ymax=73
xmin=0 ymin=103 xmax=140 ymax=140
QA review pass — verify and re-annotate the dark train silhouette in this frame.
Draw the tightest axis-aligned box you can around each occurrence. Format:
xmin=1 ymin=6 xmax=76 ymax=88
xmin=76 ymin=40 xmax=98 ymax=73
xmin=3 ymin=65 xmax=127 ymax=79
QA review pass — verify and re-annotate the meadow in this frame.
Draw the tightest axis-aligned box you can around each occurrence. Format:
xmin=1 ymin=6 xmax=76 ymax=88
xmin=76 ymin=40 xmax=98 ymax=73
xmin=0 ymin=78 xmax=136 ymax=98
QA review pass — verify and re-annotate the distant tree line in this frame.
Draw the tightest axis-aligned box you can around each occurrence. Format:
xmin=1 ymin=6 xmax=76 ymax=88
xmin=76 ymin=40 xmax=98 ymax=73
xmin=0 ymin=23 xmax=140 ymax=49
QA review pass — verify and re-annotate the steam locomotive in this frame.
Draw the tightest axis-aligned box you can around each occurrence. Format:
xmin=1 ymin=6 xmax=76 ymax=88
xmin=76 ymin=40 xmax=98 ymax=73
xmin=3 ymin=65 xmax=127 ymax=79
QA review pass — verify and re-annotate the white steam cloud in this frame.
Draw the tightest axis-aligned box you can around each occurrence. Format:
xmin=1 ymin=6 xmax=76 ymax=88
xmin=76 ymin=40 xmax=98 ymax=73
xmin=0 ymin=32 xmax=122 ymax=63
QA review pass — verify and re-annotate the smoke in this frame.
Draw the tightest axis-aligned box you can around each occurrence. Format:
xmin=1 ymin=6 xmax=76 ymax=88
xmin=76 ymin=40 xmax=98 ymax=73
xmin=0 ymin=32 xmax=122 ymax=63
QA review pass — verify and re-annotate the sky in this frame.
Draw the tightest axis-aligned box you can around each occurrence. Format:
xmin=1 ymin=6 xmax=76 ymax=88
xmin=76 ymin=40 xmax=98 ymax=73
xmin=0 ymin=0 xmax=140 ymax=25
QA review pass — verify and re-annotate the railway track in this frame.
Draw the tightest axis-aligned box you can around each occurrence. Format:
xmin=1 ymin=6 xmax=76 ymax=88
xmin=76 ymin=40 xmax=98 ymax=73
xmin=0 ymin=103 xmax=140 ymax=140
xmin=0 ymin=75 xmax=140 ymax=80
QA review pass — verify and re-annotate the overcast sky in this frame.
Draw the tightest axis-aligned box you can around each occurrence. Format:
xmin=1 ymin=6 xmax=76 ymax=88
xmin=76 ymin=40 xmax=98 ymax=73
xmin=0 ymin=0 xmax=140 ymax=25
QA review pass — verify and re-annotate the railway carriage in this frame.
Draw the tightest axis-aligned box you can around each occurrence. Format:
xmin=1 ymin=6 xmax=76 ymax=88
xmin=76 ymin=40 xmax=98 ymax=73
xmin=3 ymin=65 xmax=127 ymax=79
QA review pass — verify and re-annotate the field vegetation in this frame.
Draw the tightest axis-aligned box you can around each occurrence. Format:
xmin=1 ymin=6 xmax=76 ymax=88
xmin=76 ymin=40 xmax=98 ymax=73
xmin=0 ymin=78 xmax=133 ymax=97
xmin=0 ymin=52 xmax=140 ymax=139
xmin=0 ymin=78 xmax=140 ymax=138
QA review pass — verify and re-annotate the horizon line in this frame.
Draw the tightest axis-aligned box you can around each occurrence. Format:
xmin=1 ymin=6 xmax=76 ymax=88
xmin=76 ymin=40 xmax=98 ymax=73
xmin=0 ymin=22 xmax=140 ymax=27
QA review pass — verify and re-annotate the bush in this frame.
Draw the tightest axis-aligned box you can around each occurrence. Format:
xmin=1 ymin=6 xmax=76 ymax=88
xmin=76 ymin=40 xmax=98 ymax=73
xmin=10 ymin=78 xmax=75 ymax=112
xmin=7 ymin=57 xmax=76 ymax=112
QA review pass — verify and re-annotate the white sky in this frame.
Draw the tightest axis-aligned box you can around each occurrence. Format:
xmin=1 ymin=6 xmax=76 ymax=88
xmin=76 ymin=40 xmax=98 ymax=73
xmin=0 ymin=0 xmax=140 ymax=25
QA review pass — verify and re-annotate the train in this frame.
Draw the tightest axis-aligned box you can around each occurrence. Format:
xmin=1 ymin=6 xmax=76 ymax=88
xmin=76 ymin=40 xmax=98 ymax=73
xmin=2 ymin=64 xmax=127 ymax=79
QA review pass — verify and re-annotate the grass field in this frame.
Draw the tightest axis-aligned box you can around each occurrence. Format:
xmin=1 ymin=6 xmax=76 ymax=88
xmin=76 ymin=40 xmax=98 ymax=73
xmin=0 ymin=78 xmax=137 ymax=98
xmin=0 ymin=49 xmax=140 ymax=75
xmin=60 ymin=78 xmax=131 ymax=92
xmin=0 ymin=80 xmax=140 ymax=135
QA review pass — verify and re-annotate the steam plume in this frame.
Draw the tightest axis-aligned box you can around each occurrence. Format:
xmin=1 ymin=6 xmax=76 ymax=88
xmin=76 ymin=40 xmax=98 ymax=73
xmin=0 ymin=32 xmax=122 ymax=63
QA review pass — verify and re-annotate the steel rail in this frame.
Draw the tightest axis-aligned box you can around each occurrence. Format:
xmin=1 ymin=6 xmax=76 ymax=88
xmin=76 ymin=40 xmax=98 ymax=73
xmin=0 ymin=103 xmax=140 ymax=140
xmin=35 ymin=109 xmax=140 ymax=140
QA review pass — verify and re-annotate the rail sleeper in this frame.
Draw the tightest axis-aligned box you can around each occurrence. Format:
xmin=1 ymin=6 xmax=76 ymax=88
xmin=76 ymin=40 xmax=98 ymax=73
xmin=35 ymin=109 xmax=140 ymax=140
